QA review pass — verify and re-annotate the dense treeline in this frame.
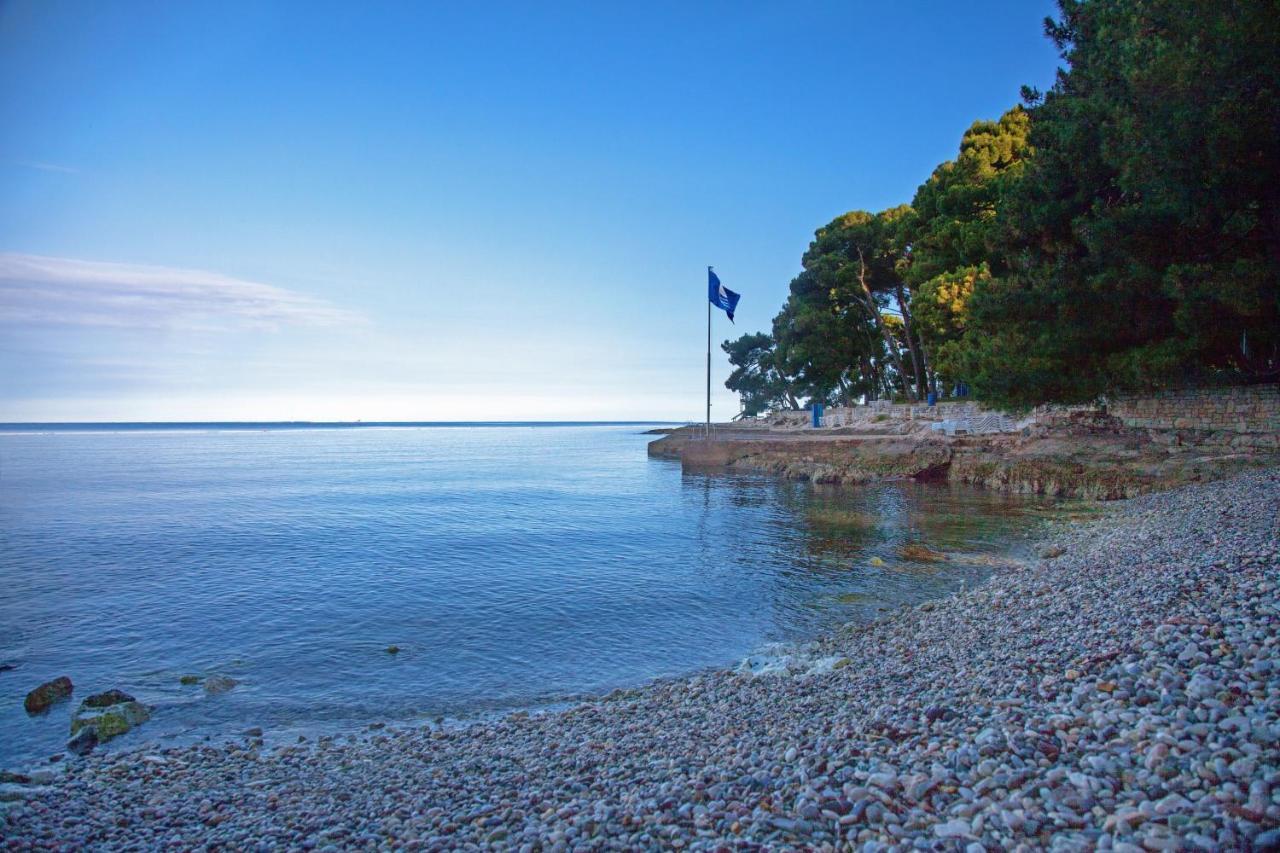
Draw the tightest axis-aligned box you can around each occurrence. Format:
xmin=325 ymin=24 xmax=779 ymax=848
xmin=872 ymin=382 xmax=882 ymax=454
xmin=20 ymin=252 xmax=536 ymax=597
xmin=725 ymin=0 xmax=1279 ymax=414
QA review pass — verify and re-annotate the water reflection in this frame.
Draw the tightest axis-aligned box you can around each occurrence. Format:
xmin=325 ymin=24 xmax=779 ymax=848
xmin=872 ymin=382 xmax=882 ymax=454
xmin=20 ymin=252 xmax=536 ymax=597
xmin=679 ymin=472 xmax=1045 ymax=639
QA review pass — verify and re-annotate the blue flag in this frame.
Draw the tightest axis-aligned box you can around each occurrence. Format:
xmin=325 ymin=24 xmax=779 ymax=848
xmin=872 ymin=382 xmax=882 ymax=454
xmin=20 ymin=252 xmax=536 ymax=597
xmin=708 ymin=267 xmax=740 ymax=322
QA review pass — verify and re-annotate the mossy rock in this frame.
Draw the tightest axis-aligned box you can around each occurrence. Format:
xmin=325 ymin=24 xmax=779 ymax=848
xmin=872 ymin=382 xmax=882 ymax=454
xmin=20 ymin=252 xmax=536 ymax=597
xmin=70 ymin=698 xmax=150 ymax=741
xmin=179 ymin=675 xmax=201 ymax=685
xmin=90 ymin=710 xmax=129 ymax=739
xmin=24 ymin=676 xmax=73 ymax=714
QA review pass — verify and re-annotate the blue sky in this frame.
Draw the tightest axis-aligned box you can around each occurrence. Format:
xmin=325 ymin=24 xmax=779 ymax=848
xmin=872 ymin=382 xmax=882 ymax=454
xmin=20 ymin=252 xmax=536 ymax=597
xmin=0 ymin=1 xmax=1060 ymax=421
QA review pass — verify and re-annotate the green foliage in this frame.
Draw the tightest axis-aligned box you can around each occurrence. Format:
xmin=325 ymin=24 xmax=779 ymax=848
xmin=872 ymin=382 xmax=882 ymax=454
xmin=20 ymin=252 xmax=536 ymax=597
xmin=904 ymin=108 xmax=1032 ymax=383
xmin=721 ymin=331 xmax=797 ymax=416
xmin=731 ymin=0 xmax=1277 ymax=413
xmin=907 ymin=107 xmax=1031 ymax=287
xmin=772 ymin=277 xmax=860 ymax=402
xmin=966 ymin=0 xmax=1280 ymax=407
xmin=795 ymin=206 xmax=928 ymax=400
xmin=911 ymin=266 xmax=986 ymax=373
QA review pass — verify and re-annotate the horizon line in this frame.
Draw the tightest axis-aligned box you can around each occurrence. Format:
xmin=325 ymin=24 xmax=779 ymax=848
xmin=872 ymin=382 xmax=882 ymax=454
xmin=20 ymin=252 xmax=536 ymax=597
xmin=0 ymin=419 xmax=685 ymax=427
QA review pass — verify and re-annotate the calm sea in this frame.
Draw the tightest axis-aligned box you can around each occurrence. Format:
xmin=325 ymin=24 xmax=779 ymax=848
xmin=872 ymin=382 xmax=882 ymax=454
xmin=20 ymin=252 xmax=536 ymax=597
xmin=0 ymin=424 xmax=1046 ymax=767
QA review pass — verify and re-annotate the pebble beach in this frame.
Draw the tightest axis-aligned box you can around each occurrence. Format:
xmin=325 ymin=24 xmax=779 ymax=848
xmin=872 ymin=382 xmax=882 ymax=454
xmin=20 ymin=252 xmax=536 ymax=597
xmin=4 ymin=469 xmax=1278 ymax=851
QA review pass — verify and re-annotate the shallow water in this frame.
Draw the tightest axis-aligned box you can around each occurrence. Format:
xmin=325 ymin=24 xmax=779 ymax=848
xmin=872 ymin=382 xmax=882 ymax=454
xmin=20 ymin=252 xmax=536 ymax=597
xmin=0 ymin=424 xmax=1049 ymax=767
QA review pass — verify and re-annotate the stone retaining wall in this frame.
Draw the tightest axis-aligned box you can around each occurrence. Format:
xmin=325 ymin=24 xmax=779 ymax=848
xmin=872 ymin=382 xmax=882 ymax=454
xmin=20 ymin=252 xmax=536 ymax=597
xmin=1108 ymin=385 xmax=1279 ymax=434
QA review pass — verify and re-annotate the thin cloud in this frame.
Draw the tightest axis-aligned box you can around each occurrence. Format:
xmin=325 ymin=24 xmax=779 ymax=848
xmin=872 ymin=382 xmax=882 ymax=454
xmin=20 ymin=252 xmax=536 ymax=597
xmin=12 ymin=160 xmax=80 ymax=174
xmin=0 ymin=253 xmax=365 ymax=331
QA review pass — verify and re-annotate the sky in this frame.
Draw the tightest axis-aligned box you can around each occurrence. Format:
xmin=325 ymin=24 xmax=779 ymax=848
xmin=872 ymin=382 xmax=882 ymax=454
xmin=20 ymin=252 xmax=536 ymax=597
xmin=0 ymin=1 xmax=1062 ymax=422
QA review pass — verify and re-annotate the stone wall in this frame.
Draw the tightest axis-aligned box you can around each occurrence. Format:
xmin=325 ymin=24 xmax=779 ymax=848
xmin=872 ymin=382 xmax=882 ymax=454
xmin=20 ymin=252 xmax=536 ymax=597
xmin=757 ymin=385 xmax=1279 ymax=441
xmin=1108 ymin=385 xmax=1279 ymax=434
xmin=825 ymin=401 xmax=990 ymax=426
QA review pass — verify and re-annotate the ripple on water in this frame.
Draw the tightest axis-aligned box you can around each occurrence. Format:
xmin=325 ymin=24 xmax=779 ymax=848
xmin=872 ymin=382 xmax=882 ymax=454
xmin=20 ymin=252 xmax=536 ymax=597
xmin=0 ymin=425 xmax=1051 ymax=766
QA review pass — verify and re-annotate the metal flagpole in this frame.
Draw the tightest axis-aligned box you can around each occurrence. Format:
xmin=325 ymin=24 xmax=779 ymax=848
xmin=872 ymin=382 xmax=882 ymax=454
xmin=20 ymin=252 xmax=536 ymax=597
xmin=706 ymin=267 xmax=712 ymax=438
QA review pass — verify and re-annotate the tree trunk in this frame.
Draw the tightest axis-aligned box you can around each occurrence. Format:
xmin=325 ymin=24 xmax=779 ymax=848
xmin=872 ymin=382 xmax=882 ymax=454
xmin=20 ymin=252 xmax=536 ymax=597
xmin=919 ymin=336 xmax=938 ymax=397
xmin=879 ymin=360 xmax=894 ymax=400
xmin=905 ymin=298 xmax=939 ymax=397
xmin=779 ymin=371 xmax=800 ymax=410
xmin=857 ymin=250 xmax=917 ymax=401
xmin=846 ymin=341 xmax=857 ymax=407
xmin=894 ymin=283 xmax=926 ymax=399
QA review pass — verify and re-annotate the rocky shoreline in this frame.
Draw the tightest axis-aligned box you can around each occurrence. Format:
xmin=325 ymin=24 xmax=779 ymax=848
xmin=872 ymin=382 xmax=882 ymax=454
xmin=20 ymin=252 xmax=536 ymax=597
xmin=649 ymin=420 xmax=1280 ymax=501
xmin=4 ymin=470 xmax=1278 ymax=850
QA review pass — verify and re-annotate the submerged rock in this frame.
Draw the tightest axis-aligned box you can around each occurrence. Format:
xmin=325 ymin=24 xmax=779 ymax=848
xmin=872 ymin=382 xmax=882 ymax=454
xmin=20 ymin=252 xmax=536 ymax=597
xmin=23 ymin=676 xmax=73 ymax=714
xmin=203 ymin=675 xmax=238 ymax=694
xmin=899 ymin=543 xmax=949 ymax=562
xmin=81 ymin=689 xmax=134 ymax=708
xmin=69 ymin=691 xmax=150 ymax=742
xmin=66 ymin=726 xmax=98 ymax=756
xmin=178 ymin=674 xmax=201 ymax=685
xmin=385 ymin=645 xmax=401 ymax=655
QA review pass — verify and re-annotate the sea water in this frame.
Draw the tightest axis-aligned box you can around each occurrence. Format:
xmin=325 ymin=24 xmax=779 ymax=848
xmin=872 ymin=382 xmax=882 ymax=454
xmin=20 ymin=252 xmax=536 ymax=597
xmin=0 ymin=424 xmax=1047 ymax=766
